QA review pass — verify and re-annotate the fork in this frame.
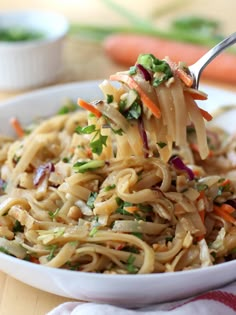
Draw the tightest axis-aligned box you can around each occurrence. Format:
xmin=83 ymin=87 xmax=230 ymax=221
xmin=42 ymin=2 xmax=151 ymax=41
xmin=189 ymin=32 xmax=236 ymax=89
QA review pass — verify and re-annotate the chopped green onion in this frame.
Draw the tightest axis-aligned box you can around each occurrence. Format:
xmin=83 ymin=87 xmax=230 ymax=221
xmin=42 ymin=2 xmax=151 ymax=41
xmin=87 ymin=192 xmax=98 ymax=209
xmin=73 ymin=160 xmax=105 ymax=173
xmin=89 ymin=227 xmax=98 ymax=237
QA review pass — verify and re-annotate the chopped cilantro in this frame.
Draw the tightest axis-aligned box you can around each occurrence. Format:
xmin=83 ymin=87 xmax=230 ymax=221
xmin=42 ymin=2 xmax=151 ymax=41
xmin=126 ymin=102 xmax=142 ymax=120
xmin=122 ymin=246 xmax=139 ymax=254
xmin=75 ymin=125 xmax=96 ymax=134
xmin=106 ymin=94 xmax=114 ymax=104
xmin=75 ymin=124 xmax=107 ymax=155
xmin=13 ymin=220 xmax=24 ymax=233
xmin=118 ymin=99 xmax=127 ymax=112
xmin=157 ymin=142 xmax=167 ymax=149
xmin=165 ymin=236 xmax=174 ymax=242
xmin=13 ymin=154 xmax=21 ymax=164
xmin=66 ymin=261 xmax=80 ymax=270
xmin=58 ymin=100 xmax=77 ymax=115
xmin=110 ymin=127 xmax=123 ymax=135
xmin=62 ymin=157 xmax=70 ymax=163
xmin=138 ymin=204 xmax=153 ymax=213
xmin=119 ymin=99 xmax=141 ymax=120
xmin=90 ymin=134 xmax=108 ymax=155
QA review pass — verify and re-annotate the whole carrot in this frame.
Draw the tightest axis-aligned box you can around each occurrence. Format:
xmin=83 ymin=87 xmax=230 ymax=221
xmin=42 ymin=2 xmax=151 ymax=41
xmin=104 ymin=34 xmax=236 ymax=84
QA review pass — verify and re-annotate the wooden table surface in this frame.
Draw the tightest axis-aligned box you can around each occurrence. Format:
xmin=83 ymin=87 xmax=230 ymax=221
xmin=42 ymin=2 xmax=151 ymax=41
xmin=0 ymin=1 xmax=236 ymax=314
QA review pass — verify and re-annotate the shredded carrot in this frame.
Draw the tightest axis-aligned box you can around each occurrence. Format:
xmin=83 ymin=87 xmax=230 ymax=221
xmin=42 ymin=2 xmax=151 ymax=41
xmin=10 ymin=117 xmax=25 ymax=138
xmin=220 ymin=179 xmax=231 ymax=187
xmin=198 ymin=190 xmax=205 ymax=200
xmin=109 ymin=73 xmax=161 ymax=119
xmin=214 ymin=205 xmax=236 ymax=224
xmin=199 ymin=107 xmax=213 ymax=122
xmin=116 ymin=243 xmax=125 ymax=250
xmin=86 ymin=147 xmax=93 ymax=158
xmin=219 ymin=203 xmax=235 ymax=214
xmin=193 ymin=169 xmax=200 ymax=177
xmin=185 ymin=88 xmax=208 ymax=100
xmin=190 ymin=143 xmax=213 ymax=158
xmin=123 ymin=206 xmax=139 ymax=213
xmin=77 ymin=98 xmax=102 ymax=118
xmin=199 ymin=209 xmax=205 ymax=223
xmin=30 ymin=256 xmax=40 ymax=264
xmin=176 ymin=68 xmax=194 ymax=87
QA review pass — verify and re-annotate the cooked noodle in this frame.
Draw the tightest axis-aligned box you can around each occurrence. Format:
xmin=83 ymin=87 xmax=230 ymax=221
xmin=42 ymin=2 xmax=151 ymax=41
xmin=0 ymin=54 xmax=236 ymax=274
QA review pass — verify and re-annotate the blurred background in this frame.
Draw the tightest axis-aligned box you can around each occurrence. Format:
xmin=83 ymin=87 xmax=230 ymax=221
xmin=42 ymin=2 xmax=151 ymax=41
xmin=0 ymin=0 xmax=235 ymax=98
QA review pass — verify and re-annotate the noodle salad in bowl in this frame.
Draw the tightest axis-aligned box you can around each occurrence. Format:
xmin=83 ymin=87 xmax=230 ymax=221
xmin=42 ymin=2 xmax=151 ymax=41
xmin=0 ymin=53 xmax=236 ymax=276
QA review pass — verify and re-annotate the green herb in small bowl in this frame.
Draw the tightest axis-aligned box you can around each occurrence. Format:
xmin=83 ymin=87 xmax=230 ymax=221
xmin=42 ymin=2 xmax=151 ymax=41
xmin=0 ymin=27 xmax=45 ymax=42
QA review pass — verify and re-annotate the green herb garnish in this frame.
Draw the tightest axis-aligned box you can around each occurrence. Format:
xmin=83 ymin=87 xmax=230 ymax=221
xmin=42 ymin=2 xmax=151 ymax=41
xmin=73 ymin=160 xmax=105 ymax=173
xmin=104 ymin=184 xmax=116 ymax=191
xmin=89 ymin=227 xmax=98 ymax=237
xmin=157 ymin=141 xmax=167 ymax=148
xmin=132 ymin=232 xmax=143 ymax=239
xmin=129 ymin=66 xmax=137 ymax=75
xmin=46 ymin=245 xmax=58 ymax=261
xmin=87 ymin=192 xmax=98 ymax=209
xmin=0 ymin=246 xmax=10 ymax=255
xmin=13 ymin=220 xmax=24 ymax=233
xmin=196 ymin=183 xmax=208 ymax=191
xmin=58 ymin=100 xmax=77 ymax=115
xmin=48 ymin=208 xmax=61 ymax=219
xmin=75 ymin=124 xmax=108 ymax=155
xmin=106 ymin=94 xmax=114 ymax=104
xmin=126 ymin=254 xmax=138 ymax=274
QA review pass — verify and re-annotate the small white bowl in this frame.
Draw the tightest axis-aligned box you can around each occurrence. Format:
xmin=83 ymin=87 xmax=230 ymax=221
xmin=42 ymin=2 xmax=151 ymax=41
xmin=0 ymin=10 xmax=69 ymax=91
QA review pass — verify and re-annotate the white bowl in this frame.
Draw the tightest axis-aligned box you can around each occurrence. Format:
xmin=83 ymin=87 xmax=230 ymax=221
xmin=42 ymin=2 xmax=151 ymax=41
xmin=0 ymin=81 xmax=236 ymax=307
xmin=0 ymin=10 xmax=68 ymax=91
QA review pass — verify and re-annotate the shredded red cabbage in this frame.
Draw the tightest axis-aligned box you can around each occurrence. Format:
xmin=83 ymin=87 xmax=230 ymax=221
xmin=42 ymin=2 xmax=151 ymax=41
xmin=136 ymin=64 xmax=152 ymax=82
xmin=138 ymin=117 xmax=149 ymax=157
xmin=33 ymin=162 xmax=55 ymax=186
xmin=0 ymin=178 xmax=6 ymax=193
xmin=170 ymin=156 xmax=194 ymax=180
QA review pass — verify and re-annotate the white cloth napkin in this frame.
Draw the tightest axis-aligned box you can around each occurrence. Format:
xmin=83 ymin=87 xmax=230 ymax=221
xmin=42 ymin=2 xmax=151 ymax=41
xmin=47 ymin=281 xmax=236 ymax=315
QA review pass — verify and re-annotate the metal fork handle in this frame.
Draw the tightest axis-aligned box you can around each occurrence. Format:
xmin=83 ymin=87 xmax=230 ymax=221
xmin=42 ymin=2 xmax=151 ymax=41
xmin=189 ymin=32 xmax=236 ymax=88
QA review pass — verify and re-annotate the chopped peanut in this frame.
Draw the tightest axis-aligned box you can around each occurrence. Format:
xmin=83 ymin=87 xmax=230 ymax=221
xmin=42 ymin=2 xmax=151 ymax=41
xmin=67 ymin=206 xmax=82 ymax=220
